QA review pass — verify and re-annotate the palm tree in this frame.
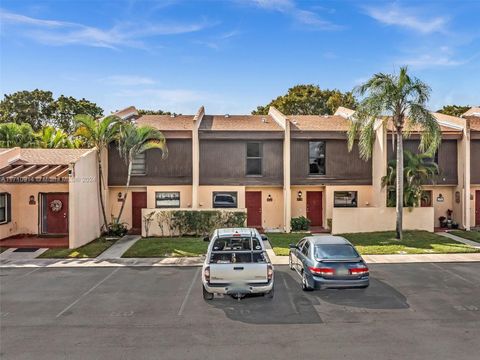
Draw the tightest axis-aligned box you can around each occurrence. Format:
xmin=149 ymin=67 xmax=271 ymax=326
xmin=39 ymin=126 xmax=80 ymax=149
xmin=382 ymin=150 xmax=439 ymax=207
xmin=0 ymin=122 xmax=39 ymax=148
xmin=75 ymin=114 xmax=121 ymax=231
xmin=348 ymin=67 xmax=441 ymax=239
xmin=116 ymin=123 xmax=168 ymax=223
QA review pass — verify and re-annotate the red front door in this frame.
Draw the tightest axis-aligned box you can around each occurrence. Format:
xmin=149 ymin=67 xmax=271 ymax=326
xmin=44 ymin=193 xmax=69 ymax=234
xmin=131 ymin=192 xmax=147 ymax=233
xmin=307 ymin=191 xmax=323 ymax=227
xmin=476 ymin=190 xmax=480 ymax=226
xmin=246 ymin=191 xmax=262 ymax=227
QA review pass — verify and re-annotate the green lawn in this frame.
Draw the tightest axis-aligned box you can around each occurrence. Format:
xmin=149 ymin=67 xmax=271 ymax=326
xmin=37 ymin=237 xmax=116 ymax=258
xmin=449 ymin=230 xmax=480 ymax=243
xmin=268 ymin=231 xmax=480 ymax=256
xmin=122 ymin=237 xmax=208 ymax=258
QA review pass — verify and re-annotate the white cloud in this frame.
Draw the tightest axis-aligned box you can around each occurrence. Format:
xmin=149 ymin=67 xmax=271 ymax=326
xmin=396 ymin=46 xmax=470 ymax=69
xmin=364 ymin=4 xmax=447 ymax=34
xmin=249 ymin=0 xmax=341 ymax=30
xmin=0 ymin=9 xmax=212 ymax=49
xmin=101 ymin=75 xmax=156 ymax=86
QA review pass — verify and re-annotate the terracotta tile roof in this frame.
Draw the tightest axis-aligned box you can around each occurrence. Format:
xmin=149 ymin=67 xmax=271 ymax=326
xmin=289 ymin=115 xmax=351 ymax=131
xmin=113 ymin=106 xmax=139 ymax=119
xmin=199 ymin=115 xmax=283 ymax=131
xmin=470 ymin=118 xmax=480 ymax=131
xmin=462 ymin=107 xmax=480 ymax=117
xmin=11 ymin=149 xmax=91 ymax=165
xmin=334 ymin=107 xmax=355 ymax=119
xmin=135 ymin=115 xmax=194 ymax=131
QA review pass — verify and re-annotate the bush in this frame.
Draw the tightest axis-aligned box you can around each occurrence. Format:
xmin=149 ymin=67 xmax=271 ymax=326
xmin=106 ymin=222 xmax=128 ymax=237
xmin=291 ymin=216 xmax=310 ymax=231
xmin=169 ymin=210 xmax=247 ymax=236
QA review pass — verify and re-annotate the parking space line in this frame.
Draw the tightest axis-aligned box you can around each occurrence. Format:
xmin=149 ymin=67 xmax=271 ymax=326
xmin=429 ymin=263 xmax=475 ymax=285
xmin=178 ymin=267 xmax=200 ymax=316
xmin=281 ymin=274 xmax=299 ymax=314
xmin=20 ymin=267 xmax=42 ymax=277
xmin=56 ymin=267 xmax=120 ymax=318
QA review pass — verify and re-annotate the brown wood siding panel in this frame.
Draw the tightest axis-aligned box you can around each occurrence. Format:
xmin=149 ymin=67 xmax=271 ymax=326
xmin=290 ymin=140 xmax=372 ymax=185
xmin=471 ymin=140 xmax=480 ymax=184
xmin=108 ymin=139 xmax=192 ymax=186
xmin=387 ymin=139 xmax=458 ymax=185
xmin=199 ymin=139 xmax=283 ymax=185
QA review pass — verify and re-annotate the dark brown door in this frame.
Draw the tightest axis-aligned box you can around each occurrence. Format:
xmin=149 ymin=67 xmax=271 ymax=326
xmin=476 ymin=190 xmax=480 ymax=226
xmin=45 ymin=193 xmax=69 ymax=234
xmin=246 ymin=191 xmax=262 ymax=227
xmin=132 ymin=192 xmax=147 ymax=232
xmin=307 ymin=191 xmax=323 ymax=227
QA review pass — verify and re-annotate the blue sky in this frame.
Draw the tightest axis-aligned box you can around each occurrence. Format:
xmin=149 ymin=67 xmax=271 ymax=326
xmin=1 ymin=0 xmax=479 ymax=115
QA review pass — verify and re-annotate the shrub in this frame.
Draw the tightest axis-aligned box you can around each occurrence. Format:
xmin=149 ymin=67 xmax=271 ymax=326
xmin=291 ymin=216 xmax=310 ymax=231
xmin=169 ymin=210 xmax=247 ymax=236
xmin=107 ymin=222 xmax=128 ymax=237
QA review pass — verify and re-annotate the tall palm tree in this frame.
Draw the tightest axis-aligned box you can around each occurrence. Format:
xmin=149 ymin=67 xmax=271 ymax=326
xmin=382 ymin=150 xmax=439 ymax=207
xmin=347 ymin=67 xmax=441 ymax=239
xmin=39 ymin=126 xmax=80 ymax=149
xmin=75 ymin=114 xmax=121 ymax=231
xmin=116 ymin=123 xmax=168 ymax=223
xmin=0 ymin=122 xmax=39 ymax=148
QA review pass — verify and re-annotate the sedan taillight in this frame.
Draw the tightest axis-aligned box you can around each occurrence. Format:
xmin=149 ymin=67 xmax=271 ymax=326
xmin=309 ymin=266 xmax=335 ymax=276
xmin=204 ymin=266 xmax=210 ymax=282
xmin=349 ymin=266 xmax=369 ymax=275
xmin=267 ymin=264 xmax=273 ymax=280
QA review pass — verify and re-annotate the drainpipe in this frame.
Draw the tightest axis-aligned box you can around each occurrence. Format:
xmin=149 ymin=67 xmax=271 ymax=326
xmin=192 ymin=106 xmax=205 ymax=209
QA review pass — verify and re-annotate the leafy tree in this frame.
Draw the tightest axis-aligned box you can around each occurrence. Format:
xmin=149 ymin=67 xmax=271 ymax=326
xmin=116 ymin=123 xmax=168 ymax=223
xmin=0 ymin=90 xmax=56 ymax=131
xmin=252 ymin=84 xmax=357 ymax=115
xmin=0 ymin=90 xmax=103 ymax=132
xmin=0 ymin=122 xmax=39 ymax=148
xmin=137 ymin=109 xmax=173 ymax=115
xmin=75 ymin=114 xmax=122 ymax=231
xmin=38 ymin=126 xmax=80 ymax=149
xmin=382 ymin=151 xmax=439 ymax=207
xmin=437 ymin=105 xmax=471 ymax=117
xmin=348 ymin=67 xmax=441 ymax=240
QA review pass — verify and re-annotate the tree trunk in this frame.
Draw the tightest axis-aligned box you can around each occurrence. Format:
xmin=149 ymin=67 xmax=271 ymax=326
xmin=97 ymin=151 xmax=109 ymax=232
xmin=395 ymin=129 xmax=404 ymax=240
xmin=116 ymin=159 xmax=132 ymax=224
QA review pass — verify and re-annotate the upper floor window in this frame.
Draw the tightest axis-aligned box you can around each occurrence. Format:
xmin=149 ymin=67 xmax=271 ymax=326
xmin=334 ymin=191 xmax=358 ymax=208
xmin=0 ymin=193 xmax=11 ymax=225
xmin=246 ymin=142 xmax=262 ymax=176
xmin=309 ymin=141 xmax=325 ymax=175
xmin=131 ymin=153 xmax=146 ymax=176
xmin=156 ymin=192 xmax=180 ymax=208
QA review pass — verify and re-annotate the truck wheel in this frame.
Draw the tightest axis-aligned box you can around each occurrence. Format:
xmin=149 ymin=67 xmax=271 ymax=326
xmin=265 ymin=286 xmax=274 ymax=299
xmin=302 ymin=272 xmax=313 ymax=291
xmin=203 ymin=285 xmax=214 ymax=300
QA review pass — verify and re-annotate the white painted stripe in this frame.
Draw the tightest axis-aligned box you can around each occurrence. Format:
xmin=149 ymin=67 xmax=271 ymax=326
xmin=56 ymin=267 xmax=120 ymax=318
xmin=178 ymin=267 xmax=200 ymax=316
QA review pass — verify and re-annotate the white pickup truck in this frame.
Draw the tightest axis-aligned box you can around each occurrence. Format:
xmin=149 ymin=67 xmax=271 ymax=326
xmin=201 ymin=228 xmax=274 ymax=300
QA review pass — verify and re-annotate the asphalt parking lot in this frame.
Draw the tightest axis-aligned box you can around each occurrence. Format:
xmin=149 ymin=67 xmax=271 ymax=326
xmin=1 ymin=263 xmax=480 ymax=360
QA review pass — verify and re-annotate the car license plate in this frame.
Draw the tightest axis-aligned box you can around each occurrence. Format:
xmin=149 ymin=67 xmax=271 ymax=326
xmin=337 ymin=268 xmax=348 ymax=276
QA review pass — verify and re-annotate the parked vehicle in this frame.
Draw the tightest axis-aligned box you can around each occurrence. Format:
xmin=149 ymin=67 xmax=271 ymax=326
xmin=289 ymin=236 xmax=369 ymax=291
xmin=202 ymin=228 xmax=274 ymax=300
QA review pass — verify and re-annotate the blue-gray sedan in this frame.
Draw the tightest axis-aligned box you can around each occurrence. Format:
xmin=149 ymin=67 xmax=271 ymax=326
xmin=289 ymin=236 xmax=369 ymax=291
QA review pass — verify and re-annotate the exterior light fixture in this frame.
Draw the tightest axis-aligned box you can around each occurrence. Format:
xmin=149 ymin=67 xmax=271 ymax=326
xmin=297 ymin=191 xmax=303 ymax=201
xmin=437 ymin=194 xmax=444 ymax=203
xmin=117 ymin=192 xmax=124 ymax=202
xmin=267 ymin=194 xmax=273 ymax=202
xmin=29 ymin=195 xmax=36 ymax=205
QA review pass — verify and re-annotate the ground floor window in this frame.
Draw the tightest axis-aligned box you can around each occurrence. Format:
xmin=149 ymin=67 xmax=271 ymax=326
xmin=155 ymin=192 xmax=180 ymax=208
xmin=333 ymin=191 xmax=358 ymax=208
xmin=0 ymin=193 xmax=11 ymax=224
xmin=213 ymin=192 xmax=238 ymax=208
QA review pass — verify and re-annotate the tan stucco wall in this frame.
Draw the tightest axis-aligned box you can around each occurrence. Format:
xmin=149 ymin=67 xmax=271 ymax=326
xmin=331 ymin=207 xmax=434 ymax=234
xmin=109 ymin=187 xmax=147 ymax=228
xmin=245 ymin=186 xmax=284 ymax=231
xmin=422 ymin=186 xmax=455 ymax=227
xmin=68 ymin=149 xmax=102 ymax=249
xmin=290 ymin=186 xmax=324 ymax=221
xmin=0 ymin=183 xmax=69 ymax=240
xmin=198 ymin=186 xmax=246 ymax=209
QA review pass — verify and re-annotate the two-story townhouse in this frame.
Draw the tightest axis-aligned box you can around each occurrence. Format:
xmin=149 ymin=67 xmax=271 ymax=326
xmin=463 ymin=107 xmax=480 ymax=228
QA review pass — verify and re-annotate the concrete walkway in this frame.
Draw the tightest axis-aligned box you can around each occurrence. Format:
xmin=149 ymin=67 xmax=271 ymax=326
xmin=96 ymin=235 xmax=141 ymax=260
xmin=437 ymin=231 xmax=480 ymax=248
xmin=0 ymin=248 xmax=48 ymax=261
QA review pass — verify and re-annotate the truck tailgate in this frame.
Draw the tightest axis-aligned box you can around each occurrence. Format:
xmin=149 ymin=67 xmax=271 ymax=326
xmin=209 ymin=263 xmax=268 ymax=284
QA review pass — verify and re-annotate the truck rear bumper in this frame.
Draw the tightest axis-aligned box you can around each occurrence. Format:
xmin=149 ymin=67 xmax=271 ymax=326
xmin=204 ymin=280 xmax=274 ymax=295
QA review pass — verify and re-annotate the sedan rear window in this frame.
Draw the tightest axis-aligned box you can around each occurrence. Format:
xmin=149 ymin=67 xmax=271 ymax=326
xmin=314 ymin=244 xmax=359 ymax=260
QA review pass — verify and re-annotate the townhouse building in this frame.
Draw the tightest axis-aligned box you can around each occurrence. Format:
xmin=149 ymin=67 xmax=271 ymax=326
xmin=108 ymin=105 xmax=478 ymax=235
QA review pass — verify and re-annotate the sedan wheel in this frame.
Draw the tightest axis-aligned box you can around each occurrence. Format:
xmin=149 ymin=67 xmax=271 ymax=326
xmin=302 ymin=271 xmax=313 ymax=291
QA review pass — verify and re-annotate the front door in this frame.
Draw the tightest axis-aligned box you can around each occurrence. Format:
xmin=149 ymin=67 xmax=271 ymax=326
xmin=476 ymin=190 xmax=480 ymax=226
xmin=131 ymin=192 xmax=147 ymax=233
xmin=246 ymin=191 xmax=262 ymax=227
xmin=43 ymin=193 xmax=69 ymax=234
xmin=306 ymin=191 xmax=323 ymax=227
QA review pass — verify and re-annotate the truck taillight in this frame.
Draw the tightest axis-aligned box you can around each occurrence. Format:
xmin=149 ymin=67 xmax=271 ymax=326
xmin=267 ymin=265 xmax=273 ymax=280
xmin=349 ymin=266 xmax=369 ymax=275
xmin=204 ymin=266 xmax=210 ymax=282
xmin=309 ymin=266 xmax=335 ymax=276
